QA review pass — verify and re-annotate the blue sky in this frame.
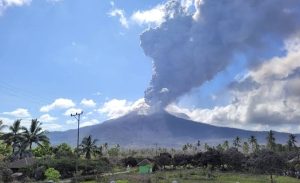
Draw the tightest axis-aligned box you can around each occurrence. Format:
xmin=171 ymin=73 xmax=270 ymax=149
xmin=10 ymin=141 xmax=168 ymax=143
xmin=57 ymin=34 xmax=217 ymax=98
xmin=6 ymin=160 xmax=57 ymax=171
xmin=1 ymin=0 xmax=300 ymax=133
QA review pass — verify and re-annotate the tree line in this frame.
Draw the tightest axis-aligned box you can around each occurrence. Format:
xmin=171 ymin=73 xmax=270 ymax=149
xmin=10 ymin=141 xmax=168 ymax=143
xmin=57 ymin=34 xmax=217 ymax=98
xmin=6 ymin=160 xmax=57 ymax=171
xmin=0 ymin=119 xmax=300 ymax=183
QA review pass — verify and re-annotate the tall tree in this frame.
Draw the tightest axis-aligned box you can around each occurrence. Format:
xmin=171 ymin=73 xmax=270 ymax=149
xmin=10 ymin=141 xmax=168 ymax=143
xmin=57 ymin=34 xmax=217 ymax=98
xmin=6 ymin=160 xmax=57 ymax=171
xmin=222 ymin=140 xmax=229 ymax=151
xmin=249 ymin=135 xmax=258 ymax=153
xmin=233 ymin=136 xmax=241 ymax=149
xmin=266 ymin=130 xmax=276 ymax=151
xmin=22 ymin=119 xmax=49 ymax=150
xmin=287 ymin=134 xmax=297 ymax=151
xmin=1 ymin=120 xmax=23 ymax=153
xmin=79 ymin=135 xmax=99 ymax=159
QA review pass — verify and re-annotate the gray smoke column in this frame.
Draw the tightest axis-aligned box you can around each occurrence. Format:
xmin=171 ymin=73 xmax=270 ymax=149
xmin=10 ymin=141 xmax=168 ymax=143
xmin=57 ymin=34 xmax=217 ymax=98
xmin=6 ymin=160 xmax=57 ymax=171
xmin=140 ymin=0 xmax=300 ymax=109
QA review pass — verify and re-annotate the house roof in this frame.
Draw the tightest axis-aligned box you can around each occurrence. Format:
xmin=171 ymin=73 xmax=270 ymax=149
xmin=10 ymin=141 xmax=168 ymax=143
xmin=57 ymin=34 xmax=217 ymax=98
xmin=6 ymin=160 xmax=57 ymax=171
xmin=8 ymin=157 xmax=36 ymax=169
xmin=138 ymin=159 xmax=152 ymax=166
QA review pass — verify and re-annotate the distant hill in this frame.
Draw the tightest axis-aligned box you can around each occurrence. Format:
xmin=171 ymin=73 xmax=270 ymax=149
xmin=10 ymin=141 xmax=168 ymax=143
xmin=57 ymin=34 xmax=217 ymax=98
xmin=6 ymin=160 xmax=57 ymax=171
xmin=49 ymin=111 xmax=294 ymax=148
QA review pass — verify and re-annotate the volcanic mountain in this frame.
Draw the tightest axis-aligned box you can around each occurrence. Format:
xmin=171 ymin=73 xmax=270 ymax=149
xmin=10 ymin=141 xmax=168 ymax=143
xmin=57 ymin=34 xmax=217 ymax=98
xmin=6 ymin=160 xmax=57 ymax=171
xmin=48 ymin=111 xmax=293 ymax=148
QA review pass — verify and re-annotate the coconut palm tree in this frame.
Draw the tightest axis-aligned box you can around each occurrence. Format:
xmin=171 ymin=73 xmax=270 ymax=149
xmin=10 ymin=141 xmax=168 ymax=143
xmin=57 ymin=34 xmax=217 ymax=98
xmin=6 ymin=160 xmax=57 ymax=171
xmin=22 ymin=119 xmax=49 ymax=150
xmin=222 ymin=140 xmax=229 ymax=151
xmin=233 ymin=136 xmax=241 ymax=148
xmin=79 ymin=135 xmax=99 ymax=159
xmin=1 ymin=119 xmax=23 ymax=153
xmin=249 ymin=135 xmax=258 ymax=153
xmin=287 ymin=134 xmax=297 ymax=151
xmin=267 ymin=130 xmax=276 ymax=151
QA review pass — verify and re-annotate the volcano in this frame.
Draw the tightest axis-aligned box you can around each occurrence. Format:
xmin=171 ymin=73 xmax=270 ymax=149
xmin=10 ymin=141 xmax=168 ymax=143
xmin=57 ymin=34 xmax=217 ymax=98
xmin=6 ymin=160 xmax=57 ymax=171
xmin=49 ymin=111 xmax=293 ymax=147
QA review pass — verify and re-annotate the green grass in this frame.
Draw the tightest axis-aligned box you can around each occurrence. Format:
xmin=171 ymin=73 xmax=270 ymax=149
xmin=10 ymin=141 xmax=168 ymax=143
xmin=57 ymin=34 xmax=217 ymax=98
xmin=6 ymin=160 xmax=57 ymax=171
xmin=80 ymin=169 xmax=300 ymax=183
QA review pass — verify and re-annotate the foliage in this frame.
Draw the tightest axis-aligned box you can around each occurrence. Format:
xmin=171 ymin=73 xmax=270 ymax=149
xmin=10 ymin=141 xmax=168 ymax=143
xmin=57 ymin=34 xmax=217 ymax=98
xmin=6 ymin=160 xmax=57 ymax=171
xmin=122 ymin=156 xmax=138 ymax=167
xmin=233 ymin=136 xmax=241 ymax=148
xmin=32 ymin=142 xmax=53 ymax=157
xmin=249 ymin=149 xmax=285 ymax=182
xmin=267 ymin=130 xmax=276 ymax=151
xmin=21 ymin=119 xmax=49 ymax=150
xmin=108 ymin=146 xmax=120 ymax=157
xmin=249 ymin=135 xmax=259 ymax=153
xmin=287 ymin=134 xmax=297 ymax=151
xmin=200 ymin=148 xmax=222 ymax=169
xmin=79 ymin=135 xmax=99 ymax=159
xmin=53 ymin=143 xmax=74 ymax=159
xmin=242 ymin=142 xmax=250 ymax=154
xmin=0 ymin=140 xmax=11 ymax=159
xmin=45 ymin=167 xmax=61 ymax=182
xmin=35 ymin=157 xmax=111 ymax=179
xmin=0 ymin=162 xmax=13 ymax=183
xmin=155 ymin=152 xmax=172 ymax=168
xmin=0 ymin=120 xmax=23 ymax=153
xmin=223 ymin=147 xmax=245 ymax=171
xmin=173 ymin=154 xmax=192 ymax=167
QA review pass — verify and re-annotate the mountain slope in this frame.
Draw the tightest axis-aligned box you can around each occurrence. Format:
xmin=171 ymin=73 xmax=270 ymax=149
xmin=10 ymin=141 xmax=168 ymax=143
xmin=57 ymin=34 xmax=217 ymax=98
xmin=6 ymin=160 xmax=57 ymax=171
xmin=49 ymin=111 xmax=293 ymax=147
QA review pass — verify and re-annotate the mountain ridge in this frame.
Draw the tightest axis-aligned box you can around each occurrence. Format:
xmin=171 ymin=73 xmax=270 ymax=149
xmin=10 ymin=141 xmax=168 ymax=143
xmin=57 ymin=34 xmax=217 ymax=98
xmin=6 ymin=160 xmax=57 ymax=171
xmin=49 ymin=111 xmax=295 ymax=147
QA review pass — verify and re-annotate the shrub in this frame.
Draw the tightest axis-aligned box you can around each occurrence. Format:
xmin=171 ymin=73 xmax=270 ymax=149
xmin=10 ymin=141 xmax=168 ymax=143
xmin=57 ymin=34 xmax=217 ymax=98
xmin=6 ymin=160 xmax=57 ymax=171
xmin=122 ymin=157 xmax=138 ymax=167
xmin=45 ymin=168 xmax=61 ymax=182
xmin=0 ymin=168 xmax=13 ymax=183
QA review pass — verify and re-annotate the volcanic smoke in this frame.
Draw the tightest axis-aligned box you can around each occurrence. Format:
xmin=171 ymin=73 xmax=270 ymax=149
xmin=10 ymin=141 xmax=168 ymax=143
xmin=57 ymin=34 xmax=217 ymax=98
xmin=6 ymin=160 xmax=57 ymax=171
xmin=140 ymin=0 xmax=300 ymax=110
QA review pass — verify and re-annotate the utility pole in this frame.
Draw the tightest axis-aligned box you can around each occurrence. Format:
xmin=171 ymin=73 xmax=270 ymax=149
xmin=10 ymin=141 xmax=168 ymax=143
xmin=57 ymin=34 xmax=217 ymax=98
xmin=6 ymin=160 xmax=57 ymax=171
xmin=71 ymin=111 xmax=83 ymax=182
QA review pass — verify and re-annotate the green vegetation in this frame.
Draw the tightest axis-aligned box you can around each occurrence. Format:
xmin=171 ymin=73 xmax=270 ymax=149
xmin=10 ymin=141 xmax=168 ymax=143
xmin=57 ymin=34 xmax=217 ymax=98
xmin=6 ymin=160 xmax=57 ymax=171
xmin=0 ymin=118 xmax=300 ymax=183
xmin=45 ymin=168 xmax=61 ymax=182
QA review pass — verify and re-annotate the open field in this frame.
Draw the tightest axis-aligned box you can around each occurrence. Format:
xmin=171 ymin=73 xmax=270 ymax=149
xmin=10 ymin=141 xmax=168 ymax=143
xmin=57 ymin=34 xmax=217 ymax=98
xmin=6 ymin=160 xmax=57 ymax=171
xmin=80 ymin=169 xmax=300 ymax=183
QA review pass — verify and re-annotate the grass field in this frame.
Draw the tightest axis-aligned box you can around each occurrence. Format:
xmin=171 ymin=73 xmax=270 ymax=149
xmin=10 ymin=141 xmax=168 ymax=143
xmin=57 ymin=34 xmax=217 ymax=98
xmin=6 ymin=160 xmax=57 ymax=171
xmin=81 ymin=168 xmax=300 ymax=183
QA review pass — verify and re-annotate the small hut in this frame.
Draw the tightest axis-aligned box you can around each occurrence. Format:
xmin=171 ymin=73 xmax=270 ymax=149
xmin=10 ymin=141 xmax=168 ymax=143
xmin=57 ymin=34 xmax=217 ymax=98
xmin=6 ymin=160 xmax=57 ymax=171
xmin=138 ymin=159 xmax=153 ymax=174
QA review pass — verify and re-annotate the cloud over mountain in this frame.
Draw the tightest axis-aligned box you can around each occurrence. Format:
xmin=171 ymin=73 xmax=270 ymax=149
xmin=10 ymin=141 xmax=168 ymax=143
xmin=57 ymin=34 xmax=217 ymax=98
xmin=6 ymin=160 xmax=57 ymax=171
xmin=167 ymin=41 xmax=300 ymax=133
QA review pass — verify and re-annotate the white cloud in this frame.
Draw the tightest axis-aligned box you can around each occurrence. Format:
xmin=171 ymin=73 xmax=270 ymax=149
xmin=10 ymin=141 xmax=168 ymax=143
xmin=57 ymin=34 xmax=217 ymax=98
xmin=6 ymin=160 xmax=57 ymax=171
xmin=98 ymin=98 xmax=149 ymax=119
xmin=66 ymin=118 xmax=99 ymax=127
xmin=43 ymin=123 xmax=63 ymax=131
xmin=1 ymin=0 xmax=31 ymax=6
xmin=3 ymin=108 xmax=31 ymax=118
xmin=80 ymin=98 xmax=96 ymax=108
xmin=109 ymin=8 xmax=129 ymax=28
xmin=40 ymin=98 xmax=75 ymax=112
xmin=80 ymin=119 xmax=99 ymax=127
xmin=64 ymin=108 xmax=82 ymax=116
xmin=167 ymin=45 xmax=300 ymax=133
xmin=66 ymin=119 xmax=76 ymax=125
xmin=39 ymin=114 xmax=57 ymax=123
xmin=131 ymin=4 xmax=166 ymax=26
xmin=0 ymin=0 xmax=31 ymax=15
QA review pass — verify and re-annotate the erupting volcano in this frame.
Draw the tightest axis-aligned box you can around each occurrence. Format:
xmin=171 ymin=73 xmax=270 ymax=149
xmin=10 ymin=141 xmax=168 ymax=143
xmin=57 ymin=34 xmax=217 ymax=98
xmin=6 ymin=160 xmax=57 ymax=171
xmin=49 ymin=0 xmax=300 ymax=147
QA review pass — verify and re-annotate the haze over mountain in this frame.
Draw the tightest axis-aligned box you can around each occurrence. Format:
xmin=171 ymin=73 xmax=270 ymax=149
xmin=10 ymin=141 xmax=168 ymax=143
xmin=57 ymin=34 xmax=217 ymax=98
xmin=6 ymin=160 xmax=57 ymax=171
xmin=49 ymin=111 xmax=293 ymax=148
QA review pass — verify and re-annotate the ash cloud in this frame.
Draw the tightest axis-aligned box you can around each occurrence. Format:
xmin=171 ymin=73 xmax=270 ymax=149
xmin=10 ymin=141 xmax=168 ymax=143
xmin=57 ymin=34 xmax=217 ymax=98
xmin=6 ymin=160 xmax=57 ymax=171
xmin=140 ymin=0 xmax=300 ymax=109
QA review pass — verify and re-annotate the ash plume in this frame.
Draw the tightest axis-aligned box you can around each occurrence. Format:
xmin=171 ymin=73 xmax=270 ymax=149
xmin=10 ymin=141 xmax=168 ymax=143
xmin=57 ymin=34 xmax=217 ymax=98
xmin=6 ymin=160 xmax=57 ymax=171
xmin=140 ymin=0 xmax=300 ymax=109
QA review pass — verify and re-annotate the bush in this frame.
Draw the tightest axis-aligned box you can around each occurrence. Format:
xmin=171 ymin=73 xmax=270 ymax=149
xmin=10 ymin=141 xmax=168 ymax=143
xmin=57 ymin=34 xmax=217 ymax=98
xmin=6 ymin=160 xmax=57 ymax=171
xmin=35 ymin=157 xmax=111 ymax=179
xmin=122 ymin=157 xmax=138 ymax=167
xmin=45 ymin=168 xmax=61 ymax=182
xmin=34 ymin=166 xmax=46 ymax=180
xmin=0 ymin=168 xmax=13 ymax=183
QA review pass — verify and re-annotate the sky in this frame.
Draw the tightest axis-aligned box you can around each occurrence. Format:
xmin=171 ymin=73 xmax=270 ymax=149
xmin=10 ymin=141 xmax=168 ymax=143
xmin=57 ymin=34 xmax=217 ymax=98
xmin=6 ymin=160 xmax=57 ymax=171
xmin=1 ymin=0 xmax=300 ymax=133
